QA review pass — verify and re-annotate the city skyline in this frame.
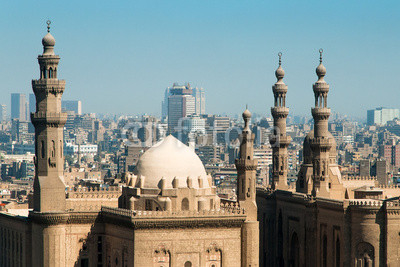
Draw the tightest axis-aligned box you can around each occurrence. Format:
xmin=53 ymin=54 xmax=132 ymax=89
xmin=1 ymin=1 xmax=399 ymax=119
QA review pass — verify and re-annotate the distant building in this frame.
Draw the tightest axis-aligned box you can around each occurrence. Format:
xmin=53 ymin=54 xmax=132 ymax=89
xmin=11 ymin=93 xmax=26 ymax=121
xmin=192 ymin=87 xmax=205 ymax=115
xmin=367 ymin=107 xmax=400 ymax=126
xmin=62 ymin=100 xmax=82 ymax=115
xmin=0 ymin=104 xmax=6 ymax=122
xmin=162 ymin=83 xmax=205 ymax=121
xmin=64 ymin=143 xmax=98 ymax=156
xmin=29 ymin=93 xmax=35 ymax=113
xmin=167 ymin=84 xmax=195 ymax=133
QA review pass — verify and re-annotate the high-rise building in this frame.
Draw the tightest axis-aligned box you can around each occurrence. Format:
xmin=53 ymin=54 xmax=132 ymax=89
xmin=0 ymin=104 xmax=6 ymax=122
xmin=167 ymin=84 xmax=195 ymax=133
xmin=367 ymin=107 xmax=400 ymax=126
xmin=192 ymin=87 xmax=205 ymax=115
xmin=62 ymin=100 xmax=82 ymax=115
xmin=11 ymin=93 xmax=27 ymax=121
xmin=162 ymin=83 xmax=205 ymax=120
xmin=29 ymin=93 xmax=36 ymax=113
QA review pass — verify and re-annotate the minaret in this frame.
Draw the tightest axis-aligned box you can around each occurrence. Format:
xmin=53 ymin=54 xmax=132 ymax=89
xmin=310 ymin=49 xmax=332 ymax=197
xmin=235 ymin=108 xmax=259 ymax=267
xmin=31 ymin=21 xmax=67 ymax=212
xmin=270 ymin=52 xmax=291 ymax=190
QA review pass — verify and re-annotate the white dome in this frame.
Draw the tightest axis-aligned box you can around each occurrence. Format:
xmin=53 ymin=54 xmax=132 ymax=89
xmin=133 ymin=135 xmax=208 ymax=189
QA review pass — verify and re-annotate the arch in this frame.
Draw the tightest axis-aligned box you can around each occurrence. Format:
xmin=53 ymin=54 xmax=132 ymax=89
xmin=184 ymin=261 xmax=192 ymax=267
xmin=51 ymin=140 xmax=55 ymax=157
xmin=335 ymin=236 xmax=340 ymax=267
xmin=181 ymin=198 xmax=189 ymax=211
xmin=322 ymin=234 xmax=327 ymax=267
xmin=49 ymin=68 xmax=53 ymax=78
xmin=289 ymin=232 xmax=299 ymax=267
xmin=356 ymin=242 xmax=374 ymax=267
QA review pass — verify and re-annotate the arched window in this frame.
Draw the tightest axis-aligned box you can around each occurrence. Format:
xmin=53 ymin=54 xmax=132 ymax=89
xmin=335 ymin=237 xmax=340 ymax=267
xmin=322 ymin=234 xmax=327 ymax=267
xmin=49 ymin=68 xmax=53 ymax=78
xmin=181 ymin=198 xmax=189 ymax=211
xmin=51 ymin=140 xmax=55 ymax=157
xmin=184 ymin=261 xmax=192 ymax=267
xmin=290 ymin=232 xmax=299 ymax=267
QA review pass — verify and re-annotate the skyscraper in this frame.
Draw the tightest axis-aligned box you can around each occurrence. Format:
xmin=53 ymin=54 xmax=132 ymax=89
xmin=162 ymin=83 xmax=205 ymax=120
xmin=11 ymin=93 xmax=27 ymax=121
xmin=62 ymin=100 xmax=82 ymax=115
xmin=0 ymin=104 xmax=6 ymax=122
xmin=367 ymin=107 xmax=400 ymax=126
xmin=29 ymin=93 xmax=36 ymax=113
xmin=192 ymin=87 xmax=205 ymax=115
xmin=167 ymin=84 xmax=195 ymax=133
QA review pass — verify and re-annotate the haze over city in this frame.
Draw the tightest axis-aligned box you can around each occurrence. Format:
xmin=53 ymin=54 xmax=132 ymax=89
xmin=1 ymin=0 xmax=399 ymax=119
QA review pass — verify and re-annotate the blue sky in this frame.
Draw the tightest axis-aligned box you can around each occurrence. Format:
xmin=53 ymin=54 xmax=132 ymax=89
xmin=0 ymin=0 xmax=399 ymax=119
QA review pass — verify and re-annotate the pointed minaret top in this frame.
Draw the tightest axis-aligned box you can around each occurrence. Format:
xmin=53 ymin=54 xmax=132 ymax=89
xmin=275 ymin=52 xmax=285 ymax=83
xmin=316 ymin=48 xmax=327 ymax=80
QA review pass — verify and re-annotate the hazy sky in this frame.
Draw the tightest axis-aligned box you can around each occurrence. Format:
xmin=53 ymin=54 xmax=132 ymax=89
xmin=1 ymin=0 xmax=399 ymax=119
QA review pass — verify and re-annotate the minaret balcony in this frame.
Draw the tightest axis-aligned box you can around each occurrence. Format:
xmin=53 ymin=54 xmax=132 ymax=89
xmin=32 ymin=79 xmax=66 ymax=86
xmin=313 ymin=82 xmax=329 ymax=92
xmin=269 ymin=135 xmax=291 ymax=146
xmin=271 ymin=107 xmax=289 ymax=118
xmin=31 ymin=111 xmax=68 ymax=126
xmin=311 ymin=108 xmax=330 ymax=120
xmin=309 ymin=137 xmax=332 ymax=149
xmin=272 ymin=83 xmax=288 ymax=93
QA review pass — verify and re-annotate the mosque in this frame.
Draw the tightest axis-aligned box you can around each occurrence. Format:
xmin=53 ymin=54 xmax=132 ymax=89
xmin=1 ymin=23 xmax=400 ymax=267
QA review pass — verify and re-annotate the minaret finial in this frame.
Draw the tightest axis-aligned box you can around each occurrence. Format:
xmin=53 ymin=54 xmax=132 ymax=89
xmin=46 ymin=20 xmax=51 ymax=33
xmin=278 ymin=52 xmax=282 ymax=66
xmin=319 ymin=48 xmax=323 ymax=63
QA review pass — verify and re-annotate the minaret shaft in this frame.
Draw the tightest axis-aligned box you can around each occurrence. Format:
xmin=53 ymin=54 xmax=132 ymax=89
xmin=270 ymin=53 xmax=291 ymax=190
xmin=31 ymin=25 xmax=67 ymax=212
xmin=310 ymin=49 xmax=332 ymax=197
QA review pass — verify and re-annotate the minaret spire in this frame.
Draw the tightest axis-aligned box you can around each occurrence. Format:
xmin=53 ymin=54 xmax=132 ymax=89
xmin=270 ymin=52 xmax=291 ymax=190
xmin=310 ymin=48 xmax=332 ymax=197
xmin=235 ymin=108 xmax=259 ymax=267
xmin=31 ymin=22 xmax=67 ymax=212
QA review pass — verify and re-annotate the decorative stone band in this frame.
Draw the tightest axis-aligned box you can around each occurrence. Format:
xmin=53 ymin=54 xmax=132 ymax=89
xmin=31 ymin=111 xmax=68 ymax=127
xmin=269 ymin=135 xmax=291 ymax=146
xmin=313 ymin=82 xmax=329 ymax=92
xmin=271 ymin=107 xmax=289 ymax=118
xmin=311 ymin=107 xmax=331 ymax=120
xmin=29 ymin=211 xmax=99 ymax=225
xmin=235 ymin=159 xmax=257 ymax=171
xmin=272 ymin=83 xmax=288 ymax=93
xmin=101 ymin=206 xmax=246 ymax=229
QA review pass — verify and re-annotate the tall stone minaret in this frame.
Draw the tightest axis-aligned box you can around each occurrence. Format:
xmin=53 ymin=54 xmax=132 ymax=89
xmin=235 ymin=108 xmax=259 ymax=267
xmin=310 ymin=49 xmax=332 ymax=197
xmin=31 ymin=21 xmax=67 ymax=212
xmin=270 ymin=53 xmax=291 ymax=190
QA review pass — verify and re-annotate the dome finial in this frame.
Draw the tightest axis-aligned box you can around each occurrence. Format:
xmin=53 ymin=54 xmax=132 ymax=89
xmin=275 ymin=52 xmax=285 ymax=81
xmin=278 ymin=52 xmax=282 ymax=66
xmin=319 ymin=48 xmax=323 ymax=64
xmin=46 ymin=20 xmax=51 ymax=33
xmin=316 ymin=48 xmax=326 ymax=79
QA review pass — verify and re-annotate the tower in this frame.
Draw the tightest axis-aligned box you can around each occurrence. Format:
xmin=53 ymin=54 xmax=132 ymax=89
xmin=310 ymin=49 xmax=333 ymax=197
xmin=235 ymin=108 xmax=259 ymax=266
xmin=270 ymin=53 xmax=291 ymax=190
xmin=31 ymin=21 xmax=67 ymax=212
